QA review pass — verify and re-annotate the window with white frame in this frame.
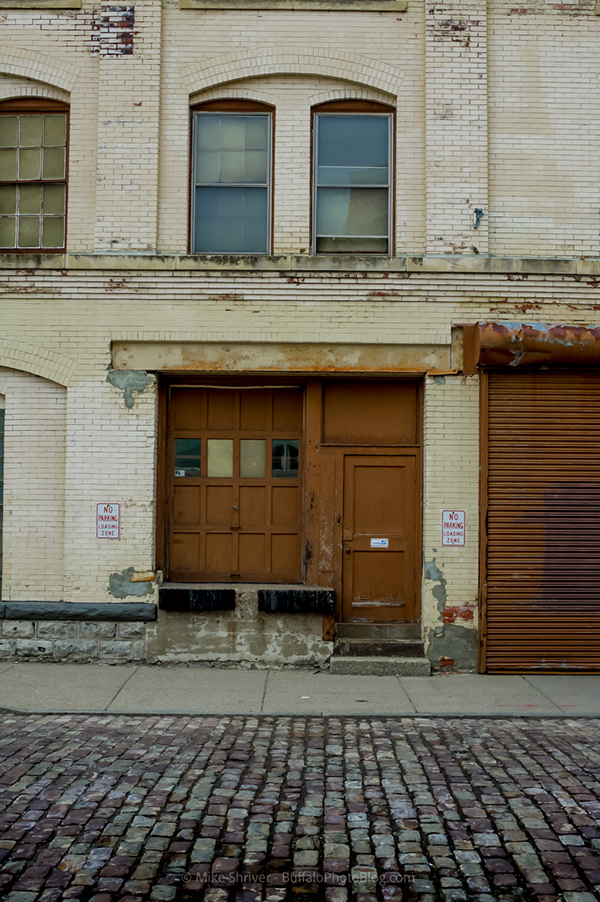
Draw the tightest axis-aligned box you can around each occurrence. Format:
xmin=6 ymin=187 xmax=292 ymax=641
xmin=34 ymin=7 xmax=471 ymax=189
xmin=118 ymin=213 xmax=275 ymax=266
xmin=312 ymin=102 xmax=393 ymax=254
xmin=191 ymin=101 xmax=273 ymax=254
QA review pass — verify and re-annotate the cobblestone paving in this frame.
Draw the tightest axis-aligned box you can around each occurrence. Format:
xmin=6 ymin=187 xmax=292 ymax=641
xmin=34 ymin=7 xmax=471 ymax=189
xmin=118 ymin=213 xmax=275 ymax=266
xmin=0 ymin=716 xmax=599 ymax=902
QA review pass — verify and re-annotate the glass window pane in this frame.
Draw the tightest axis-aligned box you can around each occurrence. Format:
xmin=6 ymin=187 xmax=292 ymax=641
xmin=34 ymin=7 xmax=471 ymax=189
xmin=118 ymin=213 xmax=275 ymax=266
xmin=317 ymin=165 xmax=388 ymax=187
xmin=0 ymin=186 xmax=16 ymax=215
xmin=318 ymin=115 xmax=389 ymax=169
xmin=43 ymin=184 xmax=65 ymax=215
xmin=17 ymin=216 xmax=40 ymax=248
xmin=316 ymin=236 xmax=389 ymax=254
xmin=220 ymin=150 xmax=246 ymax=183
xmin=221 ymin=116 xmax=245 ymax=150
xmin=19 ymin=147 xmax=41 ymax=180
xmin=0 ymin=117 xmax=18 ymax=147
xmin=19 ymin=116 xmax=42 ymax=147
xmin=194 ymin=186 xmax=268 ymax=254
xmin=196 ymin=150 xmax=219 ymax=184
xmin=174 ymin=438 xmax=201 ymax=477
xmin=42 ymin=216 xmax=64 ymax=248
xmin=245 ymin=117 xmax=268 ymax=150
xmin=0 ymin=217 xmax=16 ymax=248
xmin=244 ymin=150 xmax=268 ymax=183
xmin=316 ymin=187 xmax=388 ymax=238
xmin=207 ymin=439 xmax=233 ymax=477
xmin=240 ymin=440 xmax=266 ymax=478
xmin=43 ymin=115 xmax=66 ymax=147
xmin=197 ymin=116 xmax=222 ymax=151
xmin=19 ymin=184 xmax=42 ymax=215
xmin=0 ymin=149 xmax=17 ymax=180
xmin=42 ymin=147 xmax=65 ymax=180
xmin=272 ymin=440 xmax=299 ymax=479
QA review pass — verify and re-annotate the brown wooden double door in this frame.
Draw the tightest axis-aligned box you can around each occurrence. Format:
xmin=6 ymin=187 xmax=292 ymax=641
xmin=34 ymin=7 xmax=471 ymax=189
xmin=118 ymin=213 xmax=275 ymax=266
xmin=166 ymin=386 xmax=302 ymax=582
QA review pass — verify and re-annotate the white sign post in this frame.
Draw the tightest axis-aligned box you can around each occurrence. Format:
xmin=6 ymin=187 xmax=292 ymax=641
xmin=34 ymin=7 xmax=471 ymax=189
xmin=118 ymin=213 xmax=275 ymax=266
xmin=442 ymin=510 xmax=465 ymax=546
xmin=96 ymin=503 xmax=120 ymax=539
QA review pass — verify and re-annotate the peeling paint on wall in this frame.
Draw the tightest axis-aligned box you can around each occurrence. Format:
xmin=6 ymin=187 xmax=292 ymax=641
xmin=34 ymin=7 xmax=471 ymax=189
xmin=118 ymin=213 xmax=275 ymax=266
xmin=424 ymin=558 xmax=447 ymax=615
xmin=108 ymin=567 xmax=154 ymax=599
xmin=106 ymin=369 xmax=154 ymax=409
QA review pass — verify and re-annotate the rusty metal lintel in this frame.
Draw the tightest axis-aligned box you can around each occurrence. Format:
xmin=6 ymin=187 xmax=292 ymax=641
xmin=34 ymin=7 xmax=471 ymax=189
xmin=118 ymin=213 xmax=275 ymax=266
xmin=474 ymin=322 xmax=600 ymax=369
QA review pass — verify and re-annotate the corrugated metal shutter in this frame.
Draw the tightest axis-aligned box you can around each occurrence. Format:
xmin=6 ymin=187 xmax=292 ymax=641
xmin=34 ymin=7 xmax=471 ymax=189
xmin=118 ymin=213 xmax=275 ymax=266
xmin=485 ymin=371 xmax=600 ymax=672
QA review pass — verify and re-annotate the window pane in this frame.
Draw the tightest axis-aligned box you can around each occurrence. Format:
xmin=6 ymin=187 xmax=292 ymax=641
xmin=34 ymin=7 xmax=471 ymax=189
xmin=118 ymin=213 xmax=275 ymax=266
xmin=43 ymin=184 xmax=65 ymax=215
xmin=221 ymin=116 xmax=246 ymax=150
xmin=42 ymin=216 xmax=64 ymax=248
xmin=0 ymin=149 xmax=17 ymax=180
xmin=240 ymin=440 xmax=266 ymax=478
xmin=197 ymin=116 xmax=221 ymax=151
xmin=17 ymin=216 xmax=40 ymax=248
xmin=194 ymin=186 xmax=268 ymax=254
xmin=174 ymin=438 xmax=201 ymax=477
xmin=316 ymin=187 xmax=388 ymax=237
xmin=316 ymin=236 xmax=389 ymax=254
xmin=318 ymin=115 xmax=389 ymax=169
xmin=244 ymin=149 xmax=268 ymax=183
xmin=317 ymin=165 xmax=388 ymax=187
xmin=43 ymin=115 xmax=66 ymax=146
xmin=0 ymin=217 xmax=16 ymax=247
xmin=196 ymin=150 xmax=219 ymax=183
xmin=0 ymin=118 xmax=18 ymax=147
xmin=207 ymin=439 xmax=233 ymax=477
xmin=220 ymin=150 xmax=247 ymax=183
xmin=19 ymin=147 xmax=41 ymax=180
xmin=19 ymin=184 xmax=42 ymax=215
xmin=42 ymin=147 xmax=65 ymax=180
xmin=19 ymin=116 xmax=42 ymax=147
xmin=0 ymin=186 xmax=16 ymax=215
xmin=272 ymin=440 xmax=299 ymax=479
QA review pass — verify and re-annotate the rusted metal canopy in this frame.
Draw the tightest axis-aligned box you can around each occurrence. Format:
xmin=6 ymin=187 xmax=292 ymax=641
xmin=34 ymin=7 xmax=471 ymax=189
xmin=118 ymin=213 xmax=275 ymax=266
xmin=475 ymin=322 xmax=600 ymax=368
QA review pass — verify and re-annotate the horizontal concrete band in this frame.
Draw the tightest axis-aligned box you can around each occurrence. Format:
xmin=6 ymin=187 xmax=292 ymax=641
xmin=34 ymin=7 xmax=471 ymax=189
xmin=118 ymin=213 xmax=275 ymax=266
xmin=0 ymin=602 xmax=157 ymax=622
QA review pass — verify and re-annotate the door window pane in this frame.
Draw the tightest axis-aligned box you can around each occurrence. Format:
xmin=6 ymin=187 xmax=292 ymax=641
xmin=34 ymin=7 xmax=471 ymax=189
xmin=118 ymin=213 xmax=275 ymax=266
xmin=240 ymin=440 xmax=266 ymax=478
xmin=207 ymin=439 xmax=233 ymax=477
xmin=272 ymin=440 xmax=299 ymax=478
xmin=174 ymin=438 xmax=201 ymax=477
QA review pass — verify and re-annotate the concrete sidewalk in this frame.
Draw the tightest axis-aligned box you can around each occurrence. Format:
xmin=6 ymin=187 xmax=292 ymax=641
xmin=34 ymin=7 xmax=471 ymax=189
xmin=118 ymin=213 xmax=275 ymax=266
xmin=1 ymin=661 xmax=599 ymax=716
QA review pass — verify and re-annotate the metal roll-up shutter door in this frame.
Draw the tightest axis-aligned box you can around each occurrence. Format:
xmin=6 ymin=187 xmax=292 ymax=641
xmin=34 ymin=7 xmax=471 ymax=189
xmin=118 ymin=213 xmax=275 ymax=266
xmin=485 ymin=371 xmax=600 ymax=672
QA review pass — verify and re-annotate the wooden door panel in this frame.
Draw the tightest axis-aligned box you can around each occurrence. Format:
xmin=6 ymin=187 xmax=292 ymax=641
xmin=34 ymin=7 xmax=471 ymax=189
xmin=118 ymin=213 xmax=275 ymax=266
xmin=271 ymin=534 xmax=301 ymax=575
xmin=205 ymin=486 xmax=234 ymax=526
xmin=173 ymin=487 xmax=201 ymax=526
xmin=205 ymin=533 xmax=233 ymax=572
xmin=343 ymin=455 xmax=417 ymax=623
xmin=239 ymin=534 xmax=266 ymax=573
xmin=239 ymin=486 xmax=267 ymax=526
xmin=172 ymin=533 xmax=202 ymax=577
xmin=272 ymin=485 xmax=299 ymax=526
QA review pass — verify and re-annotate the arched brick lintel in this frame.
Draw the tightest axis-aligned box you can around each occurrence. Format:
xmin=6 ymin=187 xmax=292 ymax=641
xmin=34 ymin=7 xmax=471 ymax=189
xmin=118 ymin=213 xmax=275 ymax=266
xmin=0 ymin=340 xmax=77 ymax=388
xmin=182 ymin=51 xmax=405 ymax=97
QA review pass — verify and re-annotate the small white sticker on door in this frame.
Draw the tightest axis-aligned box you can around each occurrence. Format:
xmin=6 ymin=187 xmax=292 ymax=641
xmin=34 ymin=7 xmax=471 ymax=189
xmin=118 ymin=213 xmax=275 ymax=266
xmin=370 ymin=538 xmax=389 ymax=548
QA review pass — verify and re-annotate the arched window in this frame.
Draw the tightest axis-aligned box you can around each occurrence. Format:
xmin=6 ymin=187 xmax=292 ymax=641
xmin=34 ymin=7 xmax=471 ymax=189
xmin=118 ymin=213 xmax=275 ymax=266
xmin=190 ymin=100 xmax=274 ymax=254
xmin=312 ymin=100 xmax=394 ymax=255
xmin=0 ymin=99 xmax=69 ymax=252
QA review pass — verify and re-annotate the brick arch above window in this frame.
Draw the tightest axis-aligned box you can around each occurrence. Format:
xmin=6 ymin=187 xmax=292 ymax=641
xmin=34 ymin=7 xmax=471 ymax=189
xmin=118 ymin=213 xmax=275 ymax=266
xmin=182 ymin=50 xmax=405 ymax=97
xmin=0 ymin=51 xmax=79 ymax=94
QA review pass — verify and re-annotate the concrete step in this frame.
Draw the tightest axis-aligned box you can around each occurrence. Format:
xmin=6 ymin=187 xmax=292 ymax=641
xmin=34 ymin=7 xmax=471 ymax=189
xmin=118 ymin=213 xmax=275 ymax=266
xmin=335 ymin=622 xmax=421 ymax=640
xmin=333 ymin=638 xmax=425 ymax=658
xmin=329 ymin=655 xmax=431 ymax=676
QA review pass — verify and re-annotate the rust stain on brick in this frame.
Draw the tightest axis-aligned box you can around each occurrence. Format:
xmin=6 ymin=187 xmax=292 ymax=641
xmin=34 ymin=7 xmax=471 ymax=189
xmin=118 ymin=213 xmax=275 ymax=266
xmin=442 ymin=601 xmax=475 ymax=624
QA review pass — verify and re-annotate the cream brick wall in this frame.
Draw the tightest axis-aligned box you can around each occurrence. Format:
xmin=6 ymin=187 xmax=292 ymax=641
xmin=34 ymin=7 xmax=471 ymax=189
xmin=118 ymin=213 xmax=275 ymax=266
xmin=422 ymin=374 xmax=479 ymax=649
xmin=0 ymin=369 xmax=66 ymax=601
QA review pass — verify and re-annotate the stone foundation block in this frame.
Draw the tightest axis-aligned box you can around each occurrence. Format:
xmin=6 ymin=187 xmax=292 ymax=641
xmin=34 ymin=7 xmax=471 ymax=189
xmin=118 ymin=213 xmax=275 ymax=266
xmin=2 ymin=621 xmax=35 ymax=638
xmin=80 ymin=621 xmax=117 ymax=639
xmin=98 ymin=640 xmax=135 ymax=661
xmin=16 ymin=639 xmax=53 ymax=658
xmin=53 ymin=640 xmax=99 ymax=661
xmin=37 ymin=621 xmax=77 ymax=639
xmin=0 ymin=639 xmax=16 ymax=656
xmin=118 ymin=622 xmax=146 ymax=639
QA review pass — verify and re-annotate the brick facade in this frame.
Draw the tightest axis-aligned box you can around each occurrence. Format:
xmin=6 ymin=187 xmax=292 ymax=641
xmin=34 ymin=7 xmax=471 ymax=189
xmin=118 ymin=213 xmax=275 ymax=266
xmin=0 ymin=0 xmax=598 ymax=669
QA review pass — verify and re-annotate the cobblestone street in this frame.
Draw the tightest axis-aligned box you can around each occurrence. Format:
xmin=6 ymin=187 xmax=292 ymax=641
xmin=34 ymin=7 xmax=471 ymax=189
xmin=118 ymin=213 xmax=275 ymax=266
xmin=0 ymin=715 xmax=599 ymax=902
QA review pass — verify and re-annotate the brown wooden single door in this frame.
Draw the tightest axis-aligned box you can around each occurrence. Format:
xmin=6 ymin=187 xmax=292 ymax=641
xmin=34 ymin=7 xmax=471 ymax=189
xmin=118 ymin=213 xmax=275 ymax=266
xmin=342 ymin=455 xmax=417 ymax=622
